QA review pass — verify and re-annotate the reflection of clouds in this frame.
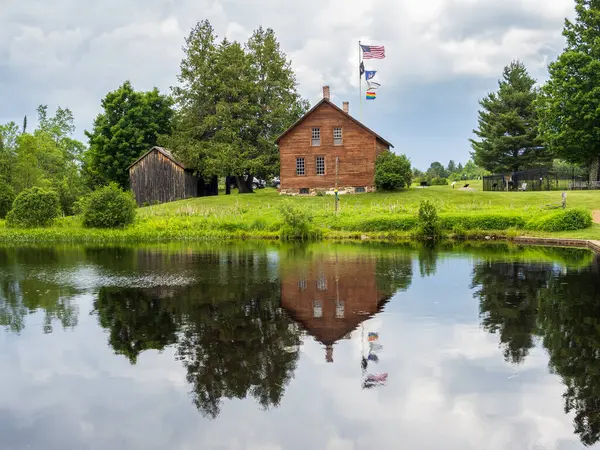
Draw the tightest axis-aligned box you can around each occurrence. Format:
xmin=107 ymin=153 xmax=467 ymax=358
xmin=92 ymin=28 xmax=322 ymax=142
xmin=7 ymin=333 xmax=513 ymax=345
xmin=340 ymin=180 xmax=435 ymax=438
xmin=0 ymin=253 xmax=592 ymax=450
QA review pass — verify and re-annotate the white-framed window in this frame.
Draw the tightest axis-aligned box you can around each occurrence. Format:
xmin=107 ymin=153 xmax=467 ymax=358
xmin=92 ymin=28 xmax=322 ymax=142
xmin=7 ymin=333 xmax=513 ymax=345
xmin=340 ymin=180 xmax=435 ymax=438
xmin=335 ymin=301 xmax=345 ymax=319
xmin=299 ymin=188 xmax=309 ymax=195
xmin=316 ymin=156 xmax=325 ymax=175
xmin=313 ymin=300 xmax=323 ymax=318
xmin=296 ymin=157 xmax=305 ymax=176
xmin=317 ymin=273 xmax=327 ymax=291
xmin=299 ymin=278 xmax=307 ymax=291
xmin=333 ymin=128 xmax=343 ymax=145
xmin=312 ymin=128 xmax=321 ymax=146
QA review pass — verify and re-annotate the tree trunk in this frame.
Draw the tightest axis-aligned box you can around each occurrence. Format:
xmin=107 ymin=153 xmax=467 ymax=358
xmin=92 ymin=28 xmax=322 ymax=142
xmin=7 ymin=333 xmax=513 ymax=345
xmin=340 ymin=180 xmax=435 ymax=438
xmin=225 ymin=176 xmax=231 ymax=195
xmin=236 ymin=175 xmax=254 ymax=194
xmin=589 ymin=155 xmax=600 ymax=185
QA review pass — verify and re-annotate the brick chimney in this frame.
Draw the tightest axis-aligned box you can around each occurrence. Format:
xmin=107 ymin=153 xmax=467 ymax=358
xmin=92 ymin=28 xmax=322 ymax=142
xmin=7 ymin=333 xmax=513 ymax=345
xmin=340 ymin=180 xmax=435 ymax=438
xmin=343 ymin=101 xmax=349 ymax=114
xmin=323 ymin=85 xmax=330 ymax=100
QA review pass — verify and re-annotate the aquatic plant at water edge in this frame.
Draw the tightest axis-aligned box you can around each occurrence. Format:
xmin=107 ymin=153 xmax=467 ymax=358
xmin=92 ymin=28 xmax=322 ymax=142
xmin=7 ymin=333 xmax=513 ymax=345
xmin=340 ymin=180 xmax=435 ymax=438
xmin=82 ymin=183 xmax=137 ymax=229
xmin=278 ymin=202 xmax=322 ymax=241
xmin=415 ymin=200 xmax=442 ymax=240
xmin=6 ymin=187 xmax=61 ymax=228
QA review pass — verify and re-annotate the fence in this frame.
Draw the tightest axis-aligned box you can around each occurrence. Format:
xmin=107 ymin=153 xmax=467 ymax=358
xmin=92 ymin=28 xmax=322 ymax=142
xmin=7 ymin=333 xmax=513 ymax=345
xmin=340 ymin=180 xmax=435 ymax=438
xmin=483 ymin=168 xmax=596 ymax=191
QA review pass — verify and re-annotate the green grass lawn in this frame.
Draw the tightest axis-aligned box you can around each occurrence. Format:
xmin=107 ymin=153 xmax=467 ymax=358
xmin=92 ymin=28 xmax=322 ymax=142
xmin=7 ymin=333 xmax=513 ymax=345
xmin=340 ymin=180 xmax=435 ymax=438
xmin=0 ymin=181 xmax=599 ymax=243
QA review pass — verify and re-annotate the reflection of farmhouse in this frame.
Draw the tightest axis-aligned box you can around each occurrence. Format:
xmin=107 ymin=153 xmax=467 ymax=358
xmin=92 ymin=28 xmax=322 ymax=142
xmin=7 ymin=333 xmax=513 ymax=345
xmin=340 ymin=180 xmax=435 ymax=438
xmin=280 ymin=255 xmax=390 ymax=363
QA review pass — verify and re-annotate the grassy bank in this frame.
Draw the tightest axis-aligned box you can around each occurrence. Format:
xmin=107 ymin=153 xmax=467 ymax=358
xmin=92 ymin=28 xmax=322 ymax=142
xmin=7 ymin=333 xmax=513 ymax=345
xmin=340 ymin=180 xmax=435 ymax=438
xmin=0 ymin=181 xmax=599 ymax=243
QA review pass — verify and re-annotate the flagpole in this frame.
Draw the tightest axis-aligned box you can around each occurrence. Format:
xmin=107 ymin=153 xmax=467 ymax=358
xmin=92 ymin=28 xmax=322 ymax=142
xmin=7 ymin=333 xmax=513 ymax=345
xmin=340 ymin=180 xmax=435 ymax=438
xmin=359 ymin=40 xmax=362 ymax=122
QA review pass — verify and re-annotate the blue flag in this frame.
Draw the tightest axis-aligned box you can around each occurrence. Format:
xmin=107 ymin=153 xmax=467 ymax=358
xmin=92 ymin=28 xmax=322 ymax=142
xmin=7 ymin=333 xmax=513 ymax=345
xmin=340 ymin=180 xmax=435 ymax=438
xmin=365 ymin=70 xmax=377 ymax=80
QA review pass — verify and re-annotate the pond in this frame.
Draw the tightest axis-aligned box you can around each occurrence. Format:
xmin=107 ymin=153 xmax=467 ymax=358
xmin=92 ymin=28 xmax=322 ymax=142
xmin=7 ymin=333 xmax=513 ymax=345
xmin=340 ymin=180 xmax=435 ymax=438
xmin=0 ymin=242 xmax=599 ymax=450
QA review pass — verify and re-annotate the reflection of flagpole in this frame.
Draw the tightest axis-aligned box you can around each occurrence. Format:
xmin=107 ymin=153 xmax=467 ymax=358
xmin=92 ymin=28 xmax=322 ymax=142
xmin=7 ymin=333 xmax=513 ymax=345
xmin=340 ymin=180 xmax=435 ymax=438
xmin=359 ymin=40 xmax=362 ymax=122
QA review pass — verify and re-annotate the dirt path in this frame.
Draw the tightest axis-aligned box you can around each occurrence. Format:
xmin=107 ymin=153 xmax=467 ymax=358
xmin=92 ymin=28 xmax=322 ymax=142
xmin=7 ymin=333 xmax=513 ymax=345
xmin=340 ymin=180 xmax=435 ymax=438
xmin=593 ymin=210 xmax=600 ymax=224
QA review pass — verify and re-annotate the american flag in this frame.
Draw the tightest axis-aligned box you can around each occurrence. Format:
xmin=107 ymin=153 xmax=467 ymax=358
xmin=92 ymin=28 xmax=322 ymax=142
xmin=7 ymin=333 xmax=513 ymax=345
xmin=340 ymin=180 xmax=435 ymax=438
xmin=361 ymin=44 xmax=385 ymax=59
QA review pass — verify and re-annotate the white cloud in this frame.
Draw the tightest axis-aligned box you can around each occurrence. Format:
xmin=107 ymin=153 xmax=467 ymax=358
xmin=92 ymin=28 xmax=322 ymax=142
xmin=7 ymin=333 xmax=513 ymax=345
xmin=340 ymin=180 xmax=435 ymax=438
xmin=0 ymin=0 xmax=577 ymax=167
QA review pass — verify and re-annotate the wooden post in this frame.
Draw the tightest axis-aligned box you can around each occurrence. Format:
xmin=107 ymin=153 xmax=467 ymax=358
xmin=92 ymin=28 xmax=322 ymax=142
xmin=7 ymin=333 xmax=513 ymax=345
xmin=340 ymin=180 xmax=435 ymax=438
xmin=334 ymin=157 xmax=340 ymax=213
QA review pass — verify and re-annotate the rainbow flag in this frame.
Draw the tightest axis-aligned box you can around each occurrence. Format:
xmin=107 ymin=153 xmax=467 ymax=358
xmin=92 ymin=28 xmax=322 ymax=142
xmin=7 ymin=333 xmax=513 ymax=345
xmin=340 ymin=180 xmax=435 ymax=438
xmin=366 ymin=91 xmax=376 ymax=100
xmin=368 ymin=332 xmax=379 ymax=341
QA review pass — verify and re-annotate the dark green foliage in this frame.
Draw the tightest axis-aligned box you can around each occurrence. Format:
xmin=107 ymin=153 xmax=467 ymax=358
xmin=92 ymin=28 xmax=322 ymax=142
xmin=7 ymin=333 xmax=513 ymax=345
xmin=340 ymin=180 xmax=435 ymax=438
xmin=82 ymin=183 xmax=137 ymax=229
xmin=416 ymin=200 xmax=442 ymax=240
xmin=526 ymin=208 xmax=592 ymax=232
xmin=6 ymin=187 xmax=61 ymax=228
xmin=84 ymin=81 xmax=174 ymax=189
xmin=279 ymin=202 xmax=322 ymax=241
xmin=374 ymin=151 xmax=412 ymax=190
xmin=538 ymin=0 xmax=600 ymax=183
xmin=426 ymin=161 xmax=447 ymax=179
xmin=0 ymin=182 xmax=15 ymax=219
xmin=471 ymin=61 xmax=549 ymax=172
xmin=165 ymin=21 xmax=308 ymax=193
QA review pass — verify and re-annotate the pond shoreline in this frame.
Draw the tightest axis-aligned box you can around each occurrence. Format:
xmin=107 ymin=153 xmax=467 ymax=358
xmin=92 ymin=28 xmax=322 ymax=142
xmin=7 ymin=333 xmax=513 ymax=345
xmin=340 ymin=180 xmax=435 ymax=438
xmin=0 ymin=227 xmax=599 ymax=254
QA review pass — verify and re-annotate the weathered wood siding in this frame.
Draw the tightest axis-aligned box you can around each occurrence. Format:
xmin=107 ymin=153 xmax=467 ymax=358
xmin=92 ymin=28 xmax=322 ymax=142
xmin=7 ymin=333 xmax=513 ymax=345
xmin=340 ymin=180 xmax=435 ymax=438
xmin=279 ymin=103 xmax=378 ymax=190
xmin=130 ymin=149 xmax=191 ymax=205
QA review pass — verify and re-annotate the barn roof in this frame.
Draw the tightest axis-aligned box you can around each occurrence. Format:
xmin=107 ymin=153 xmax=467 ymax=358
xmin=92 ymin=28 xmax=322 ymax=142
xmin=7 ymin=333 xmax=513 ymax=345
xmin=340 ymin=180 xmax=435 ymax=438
xmin=128 ymin=146 xmax=187 ymax=170
xmin=275 ymin=99 xmax=394 ymax=148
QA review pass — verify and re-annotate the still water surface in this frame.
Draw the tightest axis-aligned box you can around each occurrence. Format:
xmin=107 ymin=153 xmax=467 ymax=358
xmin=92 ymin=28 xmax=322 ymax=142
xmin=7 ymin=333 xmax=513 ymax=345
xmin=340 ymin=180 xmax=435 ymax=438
xmin=0 ymin=243 xmax=599 ymax=449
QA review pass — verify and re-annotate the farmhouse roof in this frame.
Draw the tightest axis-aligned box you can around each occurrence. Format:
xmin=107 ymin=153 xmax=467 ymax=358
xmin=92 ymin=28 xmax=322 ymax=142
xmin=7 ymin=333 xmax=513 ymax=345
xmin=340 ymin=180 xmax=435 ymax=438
xmin=275 ymin=98 xmax=394 ymax=148
xmin=128 ymin=146 xmax=187 ymax=170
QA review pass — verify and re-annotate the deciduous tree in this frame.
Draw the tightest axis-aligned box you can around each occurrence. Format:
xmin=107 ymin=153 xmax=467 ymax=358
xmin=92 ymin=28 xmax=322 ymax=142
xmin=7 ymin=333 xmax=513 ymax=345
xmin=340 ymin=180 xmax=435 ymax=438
xmin=84 ymin=81 xmax=174 ymax=189
xmin=537 ymin=0 xmax=600 ymax=183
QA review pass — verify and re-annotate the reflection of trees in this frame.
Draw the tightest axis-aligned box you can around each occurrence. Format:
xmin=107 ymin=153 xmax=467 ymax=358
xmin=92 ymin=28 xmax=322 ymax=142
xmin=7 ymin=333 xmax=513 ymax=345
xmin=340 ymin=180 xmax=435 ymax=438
xmin=538 ymin=259 xmax=600 ymax=447
xmin=375 ymin=255 xmax=413 ymax=295
xmin=93 ymin=250 xmax=301 ymax=419
xmin=0 ymin=248 xmax=79 ymax=334
xmin=418 ymin=245 xmax=438 ymax=278
xmin=94 ymin=287 xmax=179 ymax=364
xmin=472 ymin=261 xmax=551 ymax=364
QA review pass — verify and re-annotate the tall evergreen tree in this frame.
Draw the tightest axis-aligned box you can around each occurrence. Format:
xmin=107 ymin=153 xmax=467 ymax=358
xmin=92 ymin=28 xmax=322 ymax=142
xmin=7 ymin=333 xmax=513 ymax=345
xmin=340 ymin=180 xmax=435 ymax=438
xmin=84 ymin=81 xmax=174 ymax=189
xmin=165 ymin=20 xmax=308 ymax=193
xmin=447 ymin=160 xmax=457 ymax=174
xmin=471 ymin=61 xmax=548 ymax=173
xmin=538 ymin=0 xmax=600 ymax=183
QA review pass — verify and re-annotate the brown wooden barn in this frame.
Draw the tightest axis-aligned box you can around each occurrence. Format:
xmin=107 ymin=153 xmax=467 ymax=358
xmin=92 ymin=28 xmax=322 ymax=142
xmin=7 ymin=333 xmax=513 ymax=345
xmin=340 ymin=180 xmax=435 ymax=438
xmin=128 ymin=146 xmax=218 ymax=206
xmin=275 ymin=86 xmax=394 ymax=195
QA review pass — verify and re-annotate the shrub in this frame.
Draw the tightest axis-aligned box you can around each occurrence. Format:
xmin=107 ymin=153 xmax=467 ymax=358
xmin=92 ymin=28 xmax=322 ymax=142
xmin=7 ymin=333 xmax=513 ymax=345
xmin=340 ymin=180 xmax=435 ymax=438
xmin=430 ymin=177 xmax=448 ymax=186
xmin=375 ymin=151 xmax=412 ymax=190
xmin=82 ymin=183 xmax=137 ymax=228
xmin=441 ymin=212 xmax=526 ymax=230
xmin=6 ymin=187 xmax=61 ymax=228
xmin=279 ymin=202 xmax=322 ymax=241
xmin=0 ymin=182 xmax=16 ymax=219
xmin=526 ymin=208 xmax=592 ymax=232
xmin=415 ymin=200 xmax=442 ymax=240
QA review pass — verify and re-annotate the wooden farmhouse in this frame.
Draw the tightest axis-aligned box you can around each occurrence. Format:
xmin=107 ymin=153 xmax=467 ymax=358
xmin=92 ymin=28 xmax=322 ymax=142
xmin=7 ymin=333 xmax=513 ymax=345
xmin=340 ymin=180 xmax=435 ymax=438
xmin=128 ymin=146 xmax=218 ymax=206
xmin=276 ymin=86 xmax=394 ymax=195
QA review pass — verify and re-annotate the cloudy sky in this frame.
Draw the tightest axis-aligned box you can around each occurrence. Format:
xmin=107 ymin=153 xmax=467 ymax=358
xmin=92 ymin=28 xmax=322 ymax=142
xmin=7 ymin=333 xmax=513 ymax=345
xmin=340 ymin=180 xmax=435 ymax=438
xmin=0 ymin=0 xmax=575 ymax=169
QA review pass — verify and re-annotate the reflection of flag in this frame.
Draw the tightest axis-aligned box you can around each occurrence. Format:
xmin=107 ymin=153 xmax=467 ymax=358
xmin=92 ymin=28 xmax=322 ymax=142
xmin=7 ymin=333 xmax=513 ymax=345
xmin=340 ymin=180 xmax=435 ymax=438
xmin=368 ymin=332 xmax=379 ymax=341
xmin=366 ymin=373 xmax=388 ymax=382
xmin=366 ymin=91 xmax=376 ymax=100
xmin=368 ymin=353 xmax=379 ymax=363
xmin=365 ymin=70 xmax=377 ymax=80
xmin=361 ymin=44 xmax=386 ymax=59
xmin=369 ymin=342 xmax=383 ymax=351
